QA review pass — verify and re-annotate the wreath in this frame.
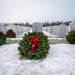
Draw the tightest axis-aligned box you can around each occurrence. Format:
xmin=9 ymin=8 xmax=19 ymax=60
xmin=66 ymin=30 xmax=75 ymax=44
xmin=18 ymin=32 xmax=49 ymax=59
xmin=6 ymin=29 xmax=16 ymax=38
xmin=0 ymin=32 xmax=6 ymax=45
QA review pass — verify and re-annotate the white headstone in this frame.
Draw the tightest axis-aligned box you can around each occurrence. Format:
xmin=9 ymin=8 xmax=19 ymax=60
xmin=43 ymin=27 xmax=46 ymax=31
xmin=53 ymin=25 xmax=59 ymax=35
xmin=20 ymin=26 xmax=23 ymax=33
xmin=58 ymin=24 xmax=66 ymax=38
xmin=32 ymin=22 xmax=43 ymax=32
xmin=66 ymin=26 xmax=70 ymax=33
xmin=69 ymin=22 xmax=75 ymax=31
xmin=47 ymin=26 xmax=50 ymax=32
xmin=23 ymin=26 xmax=30 ymax=32
xmin=50 ymin=26 xmax=53 ymax=33
xmin=15 ymin=26 xmax=21 ymax=34
xmin=0 ymin=23 xmax=3 ymax=32
xmin=7 ymin=24 xmax=16 ymax=33
xmin=0 ymin=23 xmax=6 ymax=33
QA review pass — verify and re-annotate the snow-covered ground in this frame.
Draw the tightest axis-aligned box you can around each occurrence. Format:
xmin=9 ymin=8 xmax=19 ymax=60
xmin=0 ymin=44 xmax=75 ymax=75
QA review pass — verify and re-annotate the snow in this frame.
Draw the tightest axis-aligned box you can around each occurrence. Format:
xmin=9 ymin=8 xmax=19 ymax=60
xmin=0 ymin=44 xmax=75 ymax=75
xmin=6 ymin=38 xmax=22 ymax=40
xmin=43 ymin=31 xmax=50 ymax=36
xmin=6 ymin=30 xmax=51 ymax=43
xmin=5 ymin=29 xmax=58 ymax=40
xmin=48 ymin=38 xmax=64 ymax=40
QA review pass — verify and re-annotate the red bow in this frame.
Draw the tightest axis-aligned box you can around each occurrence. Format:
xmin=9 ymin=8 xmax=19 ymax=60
xmin=7 ymin=30 xmax=14 ymax=35
xmin=29 ymin=35 xmax=39 ymax=52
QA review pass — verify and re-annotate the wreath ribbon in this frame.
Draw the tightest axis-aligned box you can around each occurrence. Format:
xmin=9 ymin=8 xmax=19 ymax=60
xmin=29 ymin=35 xmax=39 ymax=52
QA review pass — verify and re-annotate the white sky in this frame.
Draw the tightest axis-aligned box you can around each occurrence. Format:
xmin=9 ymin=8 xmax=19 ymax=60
xmin=0 ymin=0 xmax=75 ymax=23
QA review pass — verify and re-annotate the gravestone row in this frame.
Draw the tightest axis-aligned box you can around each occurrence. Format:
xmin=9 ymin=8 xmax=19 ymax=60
xmin=0 ymin=24 xmax=30 ymax=35
xmin=0 ymin=22 xmax=75 ymax=38
xmin=43 ymin=22 xmax=75 ymax=38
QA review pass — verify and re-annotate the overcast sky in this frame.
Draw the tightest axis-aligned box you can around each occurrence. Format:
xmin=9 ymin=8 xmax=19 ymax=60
xmin=0 ymin=0 xmax=75 ymax=23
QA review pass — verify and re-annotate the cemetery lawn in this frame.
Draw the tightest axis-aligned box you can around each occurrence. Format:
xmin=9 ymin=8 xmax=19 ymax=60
xmin=0 ymin=43 xmax=75 ymax=75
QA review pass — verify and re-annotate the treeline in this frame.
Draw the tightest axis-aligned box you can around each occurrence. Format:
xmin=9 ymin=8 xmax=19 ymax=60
xmin=4 ymin=21 xmax=71 ymax=27
xmin=4 ymin=22 xmax=31 ymax=27
xmin=43 ymin=21 xmax=71 ymax=27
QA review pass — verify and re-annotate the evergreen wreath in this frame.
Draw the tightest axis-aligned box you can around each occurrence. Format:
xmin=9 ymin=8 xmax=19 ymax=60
xmin=18 ymin=32 xmax=49 ymax=59
xmin=66 ymin=30 xmax=75 ymax=44
xmin=0 ymin=32 xmax=6 ymax=45
xmin=6 ymin=29 xmax=16 ymax=38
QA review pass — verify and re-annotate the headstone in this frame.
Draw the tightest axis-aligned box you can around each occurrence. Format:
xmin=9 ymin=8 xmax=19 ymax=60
xmin=43 ymin=26 xmax=50 ymax=32
xmin=23 ymin=26 xmax=30 ymax=32
xmin=7 ymin=24 xmax=16 ymax=33
xmin=20 ymin=26 xmax=23 ymax=33
xmin=43 ymin=27 xmax=46 ymax=31
xmin=69 ymin=22 xmax=75 ymax=31
xmin=0 ymin=23 xmax=6 ymax=33
xmin=32 ymin=22 xmax=43 ymax=32
xmin=4 ymin=25 xmax=7 ymax=33
xmin=15 ymin=25 xmax=21 ymax=34
xmin=53 ymin=25 xmax=59 ymax=35
xmin=47 ymin=26 xmax=50 ymax=32
xmin=66 ymin=26 xmax=70 ymax=33
xmin=0 ymin=23 xmax=3 ymax=32
xmin=58 ymin=24 xmax=66 ymax=38
xmin=50 ymin=26 xmax=53 ymax=33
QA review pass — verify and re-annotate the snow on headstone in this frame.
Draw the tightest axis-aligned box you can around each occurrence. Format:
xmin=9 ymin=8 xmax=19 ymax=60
xmin=53 ymin=25 xmax=59 ymax=35
xmin=58 ymin=24 xmax=66 ymax=38
xmin=32 ymin=22 xmax=43 ymax=32
xmin=0 ymin=23 xmax=6 ymax=33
